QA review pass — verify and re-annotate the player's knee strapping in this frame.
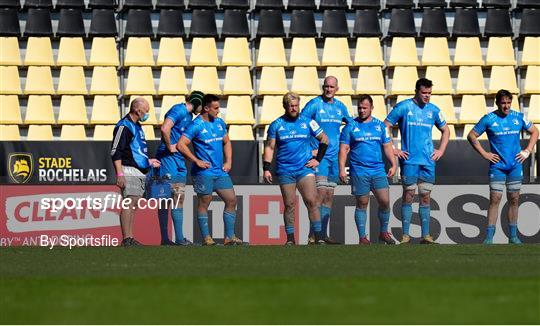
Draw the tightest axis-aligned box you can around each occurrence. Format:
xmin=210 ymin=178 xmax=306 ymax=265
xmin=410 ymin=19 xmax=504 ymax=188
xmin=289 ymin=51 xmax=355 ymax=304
xmin=417 ymin=182 xmax=433 ymax=194
xmin=506 ymin=180 xmax=522 ymax=193
xmin=489 ymin=180 xmax=505 ymax=193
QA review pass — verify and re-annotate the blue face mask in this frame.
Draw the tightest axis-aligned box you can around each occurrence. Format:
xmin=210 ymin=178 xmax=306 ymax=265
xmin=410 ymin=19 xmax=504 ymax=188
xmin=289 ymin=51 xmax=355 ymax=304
xmin=140 ymin=113 xmax=149 ymax=122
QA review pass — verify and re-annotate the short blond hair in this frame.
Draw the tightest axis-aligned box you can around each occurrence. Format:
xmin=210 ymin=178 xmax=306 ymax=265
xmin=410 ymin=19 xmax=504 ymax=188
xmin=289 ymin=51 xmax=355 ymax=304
xmin=282 ymin=92 xmax=300 ymax=109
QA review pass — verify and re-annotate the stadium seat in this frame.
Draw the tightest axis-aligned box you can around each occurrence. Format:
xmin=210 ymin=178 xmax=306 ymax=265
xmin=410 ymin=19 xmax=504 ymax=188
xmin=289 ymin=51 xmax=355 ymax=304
xmin=353 ymin=37 xmax=383 ymax=66
xmin=326 ymin=66 xmax=353 ymax=95
xmin=221 ymin=0 xmax=249 ymax=9
xmin=88 ymin=0 xmax=116 ymax=8
xmin=56 ymin=8 xmax=85 ymax=37
xmin=350 ymin=0 xmax=380 ymax=8
xmin=89 ymin=9 xmax=117 ymax=36
xmin=257 ymin=38 xmax=287 ymax=66
xmin=352 ymin=9 xmax=381 ymax=37
xmin=255 ymin=0 xmax=284 ymax=9
xmin=459 ymin=95 xmax=487 ymax=123
xmin=25 ymin=95 xmax=55 ymax=124
xmin=289 ymin=38 xmax=319 ymax=66
xmin=420 ymin=8 xmax=449 ymax=37
xmin=321 ymin=10 xmax=349 ymax=37
xmin=89 ymin=37 xmax=119 ymax=66
xmin=224 ymin=96 xmax=255 ymax=124
xmin=24 ymin=0 xmax=53 ymax=8
xmin=289 ymin=10 xmax=317 ymax=37
xmin=60 ymin=125 xmax=87 ymax=140
xmin=156 ymin=38 xmax=186 ymax=66
xmin=221 ymin=38 xmax=251 ymax=66
xmin=129 ymin=95 xmax=157 ymax=125
xmin=228 ymin=125 xmax=254 ymax=140
xmin=430 ymin=95 xmax=457 ymax=124
xmin=158 ymin=66 xmax=188 ymax=95
xmin=93 ymin=125 xmax=115 ymax=140
xmin=387 ymin=9 xmax=416 ymax=37
xmin=258 ymin=95 xmax=283 ymax=125
xmin=90 ymin=96 xmax=120 ymax=124
xmin=141 ymin=124 xmax=156 ymax=139
xmin=157 ymin=9 xmax=186 ymax=37
xmin=123 ymin=0 xmax=153 ymax=9
xmin=291 ymin=66 xmax=320 ymax=95
xmin=0 ymin=95 xmax=22 ymax=124
xmin=57 ymin=66 xmax=88 ymax=95
xmin=223 ymin=66 xmax=254 ymax=95
xmin=456 ymin=66 xmax=486 ymax=94
xmin=388 ymin=38 xmax=419 ymax=66
xmin=486 ymin=37 xmax=516 ymax=66
xmin=334 ymin=95 xmax=354 ymax=117
xmin=0 ymin=8 xmax=20 ymax=37
xmin=425 ymin=66 xmax=453 ymax=94
xmin=390 ymin=66 xmax=418 ymax=95
xmin=0 ymin=37 xmax=21 ymax=66
xmin=256 ymin=10 xmax=286 ymax=38
xmin=0 ymin=125 xmax=20 ymax=140
xmin=27 ymin=125 xmax=53 ymax=140
xmin=527 ymin=95 xmax=540 ymax=123
xmin=523 ymin=65 xmax=540 ymax=94
xmin=25 ymin=66 xmax=54 ymax=95
xmin=488 ymin=66 xmax=518 ymax=94
xmin=58 ymin=95 xmax=88 ymax=124
xmin=421 ymin=38 xmax=451 ymax=66
xmin=387 ymin=0 xmax=414 ymax=8
xmin=90 ymin=66 xmax=120 ymax=95
xmin=160 ymin=95 xmax=185 ymax=122
xmin=484 ymin=8 xmax=513 ymax=37
xmin=222 ymin=9 xmax=250 ymax=37
xmin=124 ymin=37 xmax=155 ymax=66
xmin=24 ymin=9 xmax=53 ymax=36
xmin=321 ymin=38 xmax=351 ymax=66
xmin=57 ymin=37 xmax=87 ymax=66
xmin=125 ymin=67 xmax=156 ymax=95
xmin=370 ymin=95 xmax=386 ymax=121
xmin=320 ymin=0 xmax=347 ymax=9
xmin=432 ymin=124 xmax=456 ymax=139
xmin=0 ymin=66 xmax=21 ymax=94
xmin=189 ymin=38 xmax=219 ymax=66
xmin=191 ymin=67 xmax=221 ymax=94
xmin=124 ymin=9 xmax=154 ymax=38
xmin=56 ymin=0 xmax=85 ymax=8
xmin=300 ymin=95 xmax=317 ymax=108
xmin=190 ymin=9 xmax=218 ymax=36
xmin=188 ymin=0 xmax=217 ymax=9
xmin=24 ymin=37 xmax=54 ymax=66
xmin=454 ymin=37 xmax=484 ymax=66
xmin=452 ymin=8 xmax=481 ymax=36
xmin=464 ymin=124 xmax=487 ymax=139
xmin=258 ymin=67 xmax=288 ymax=95
xmin=521 ymin=37 xmax=540 ymax=66
xmin=355 ymin=66 xmax=386 ymax=95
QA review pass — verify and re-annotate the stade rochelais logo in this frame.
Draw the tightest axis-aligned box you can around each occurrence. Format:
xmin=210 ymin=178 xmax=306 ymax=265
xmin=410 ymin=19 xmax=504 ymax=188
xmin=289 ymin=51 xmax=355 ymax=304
xmin=8 ymin=153 xmax=34 ymax=184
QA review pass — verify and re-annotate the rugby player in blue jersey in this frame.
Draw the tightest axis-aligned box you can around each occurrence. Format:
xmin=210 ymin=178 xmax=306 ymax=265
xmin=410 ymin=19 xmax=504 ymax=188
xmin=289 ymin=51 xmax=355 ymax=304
xmin=467 ymin=89 xmax=538 ymax=244
xmin=339 ymin=95 xmax=398 ymax=245
xmin=262 ymin=92 xmax=330 ymax=245
xmin=156 ymin=91 xmax=204 ymax=245
xmin=177 ymin=94 xmax=244 ymax=246
xmin=384 ymin=78 xmax=450 ymax=244
xmin=301 ymin=76 xmax=353 ymax=244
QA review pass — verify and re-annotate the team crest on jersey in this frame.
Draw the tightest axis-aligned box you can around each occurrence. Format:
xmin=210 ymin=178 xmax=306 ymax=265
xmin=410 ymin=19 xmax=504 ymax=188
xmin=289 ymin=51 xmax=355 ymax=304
xmin=513 ymin=119 xmax=519 ymax=125
xmin=375 ymin=125 xmax=381 ymax=132
xmin=300 ymin=123 xmax=307 ymax=129
xmin=426 ymin=112 xmax=433 ymax=119
xmin=217 ymin=124 xmax=223 ymax=131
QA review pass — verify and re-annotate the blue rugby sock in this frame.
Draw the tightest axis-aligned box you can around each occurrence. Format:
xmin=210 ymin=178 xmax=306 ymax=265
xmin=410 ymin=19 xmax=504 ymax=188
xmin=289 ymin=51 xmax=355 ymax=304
xmin=311 ymin=220 xmax=322 ymax=233
xmin=197 ymin=213 xmax=210 ymax=239
xmin=509 ymin=224 xmax=517 ymax=238
xmin=320 ymin=206 xmax=331 ymax=236
xmin=223 ymin=211 xmax=236 ymax=239
xmin=401 ymin=204 xmax=412 ymax=236
xmin=486 ymin=225 xmax=496 ymax=241
xmin=285 ymin=225 xmax=295 ymax=235
xmin=419 ymin=205 xmax=430 ymax=237
xmin=171 ymin=208 xmax=184 ymax=242
xmin=354 ymin=208 xmax=367 ymax=238
xmin=378 ymin=209 xmax=390 ymax=233
xmin=157 ymin=208 xmax=170 ymax=242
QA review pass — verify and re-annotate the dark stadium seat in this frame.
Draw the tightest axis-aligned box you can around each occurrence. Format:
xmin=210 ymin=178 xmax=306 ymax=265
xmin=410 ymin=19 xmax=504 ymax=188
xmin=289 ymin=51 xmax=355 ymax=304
xmin=88 ymin=0 xmax=116 ymax=8
xmin=0 ymin=0 xmax=20 ymax=7
xmin=350 ymin=0 xmax=379 ymax=9
xmin=0 ymin=8 xmax=20 ymax=36
xmin=56 ymin=0 xmax=85 ymax=8
xmin=289 ymin=10 xmax=317 ymax=37
xmin=89 ymin=9 xmax=117 ymax=36
xmin=222 ymin=9 xmax=249 ymax=37
xmin=482 ymin=0 xmax=511 ymax=8
xmin=420 ymin=8 xmax=449 ymax=37
xmin=156 ymin=0 xmax=184 ymax=9
xmin=319 ymin=0 xmax=348 ymax=10
xmin=519 ymin=9 xmax=540 ymax=36
xmin=388 ymin=8 xmax=416 ymax=37
xmin=352 ymin=9 xmax=381 ymax=37
xmin=418 ymin=0 xmax=446 ymax=8
xmin=189 ymin=9 xmax=217 ymax=37
xmin=24 ymin=8 xmax=52 ymax=36
xmin=57 ymin=8 xmax=86 ymax=37
xmin=220 ymin=0 xmax=249 ymax=9
xmin=24 ymin=0 xmax=52 ymax=8
xmin=157 ymin=9 xmax=185 ymax=37
xmin=255 ymin=0 xmax=283 ymax=9
xmin=386 ymin=0 xmax=414 ymax=9
xmin=256 ymin=9 xmax=285 ymax=37
xmin=188 ymin=0 xmax=216 ymax=9
xmin=484 ymin=8 xmax=513 ymax=37
xmin=125 ymin=9 xmax=153 ymax=37
xmin=452 ymin=8 xmax=481 ymax=37
xmin=321 ymin=9 xmax=349 ymax=37
xmin=450 ymin=0 xmax=477 ymax=7
xmin=287 ymin=0 xmax=315 ymax=10
xmin=517 ymin=0 xmax=540 ymax=9
xmin=123 ymin=0 xmax=153 ymax=9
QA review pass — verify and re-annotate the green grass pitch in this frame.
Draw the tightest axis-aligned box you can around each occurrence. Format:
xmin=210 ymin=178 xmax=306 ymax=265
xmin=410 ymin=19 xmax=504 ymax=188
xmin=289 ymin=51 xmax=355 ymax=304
xmin=1 ymin=244 xmax=539 ymax=324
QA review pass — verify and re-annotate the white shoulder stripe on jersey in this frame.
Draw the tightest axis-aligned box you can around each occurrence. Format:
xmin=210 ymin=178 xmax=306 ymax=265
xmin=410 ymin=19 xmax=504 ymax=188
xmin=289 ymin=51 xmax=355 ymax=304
xmin=110 ymin=125 xmax=124 ymax=156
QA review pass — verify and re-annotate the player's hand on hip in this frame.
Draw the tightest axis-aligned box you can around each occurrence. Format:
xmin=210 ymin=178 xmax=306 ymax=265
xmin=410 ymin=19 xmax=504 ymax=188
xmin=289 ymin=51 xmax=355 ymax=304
xmin=431 ymin=149 xmax=444 ymax=161
xmin=515 ymin=149 xmax=530 ymax=163
xmin=394 ymin=148 xmax=409 ymax=160
xmin=196 ymin=159 xmax=211 ymax=169
xmin=305 ymin=158 xmax=319 ymax=168
xmin=483 ymin=152 xmax=500 ymax=164
xmin=169 ymin=144 xmax=178 ymax=153
xmin=149 ymin=158 xmax=161 ymax=168
xmin=387 ymin=165 xmax=397 ymax=177
xmin=222 ymin=162 xmax=231 ymax=173
xmin=263 ymin=171 xmax=273 ymax=183
xmin=116 ymin=175 xmax=126 ymax=189
xmin=339 ymin=170 xmax=348 ymax=184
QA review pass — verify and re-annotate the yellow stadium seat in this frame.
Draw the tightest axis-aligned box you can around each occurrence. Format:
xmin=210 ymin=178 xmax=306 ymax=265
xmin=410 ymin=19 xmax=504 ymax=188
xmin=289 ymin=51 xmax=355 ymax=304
xmin=326 ymin=67 xmax=353 ymax=95
xmin=371 ymin=95 xmax=386 ymax=121
xmin=454 ymin=37 xmax=484 ymax=66
xmin=396 ymin=95 xmax=414 ymax=105
xmin=257 ymin=38 xmax=287 ymax=67
xmin=432 ymin=124 xmax=456 ymax=139
xmin=430 ymin=95 xmax=457 ymax=124
xmin=90 ymin=95 xmax=119 ymax=124
xmin=58 ymin=95 xmax=88 ymax=124
xmin=289 ymin=38 xmax=319 ymax=66
xmin=486 ymin=37 xmax=516 ymax=66
xmin=300 ymin=95 xmax=317 ymax=109
xmin=224 ymin=96 xmax=255 ymax=124
xmin=141 ymin=124 xmax=156 ymax=140
xmin=258 ymin=66 xmax=288 ymax=95
xmin=228 ymin=124 xmax=254 ymax=140
xmin=459 ymin=95 xmax=487 ymax=124
xmin=158 ymin=66 xmax=188 ymax=95
xmin=223 ymin=66 xmax=253 ymax=95
xmin=25 ymin=66 xmax=54 ymax=95
xmin=57 ymin=37 xmax=87 ymax=66
xmin=60 ymin=125 xmax=87 ymax=140
xmin=390 ymin=66 xmax=418 ymax=95
xmin=388 ymin=38 xmax=419 ymax=66
xmin=259 ymin=95 xmax=283 ymax=125
xmin=125 ymin=67 xmax=155 ymax=95
xmin=322 ymin=38 xmax=351 ymax=66
xmin=0 ymin=66 xmax=21 ymax=94
xmin=0 ymin=95 xmax=22 ymax=124
xmin=521 ymin=37 xmax=540 ymax=66
xmin=425 ymin=66 xmax=453 ymax=94
xmin=90 ymin=67 xmax=119 ymax=95
xmin=25 ymin=95 xmax=55 ymax=124
xmin=488 ymin=66 xmax=518 ymax=94
xmin=356 ymin=66 xmax=386 ymax=95
xmin=191 ymin=66 xmax=221 ymax=94
xmin=160 ymin=95 xmax=185 ymax=122
xmin=89 ymin=37 xmax=119 ymax=66
xmin=24 ymin=37 xmax=54 ymax=66
xmin=354 ymin=38 xmax=383 ymax=66
xmin=464 ymin=123 xmax=487 ymax=139
xmin=27 ymin=125 xmax=53 ymax=140
xmin=524 ymin=65 xmax=540 ymax=94
xmin=291 ymin=66 xmax=320 ymax=95
xmin=189 ymin=38 xmax=219 ymax=66
xmin=129 ymin=95 xmax=157 ymax=125
xmin=222 ymin=38 xmax=251 ymax=66
xmin=335 ymin=95 xmax=353 ymax=117
xmin=0 ymin=125 xmax=20 ymax=140
xmin=93 ymin=124 xmax=115 ymax=140
xmin=0 ymin=37 xmax=21 ymax=66
xmin=421 ymin=37 xmax=451 ymax=66
xmin=124 ymin=37 xmax=154 ymax=66
xmin=456 ymin=66 xmax=486 ymax=94
xmin=527 ymin=95 xmax=540 ymax=123
xmin=156 ymin=37 xmax=186 ymax=66
xmin=57 ymin=66 xmax=88 ymax=95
